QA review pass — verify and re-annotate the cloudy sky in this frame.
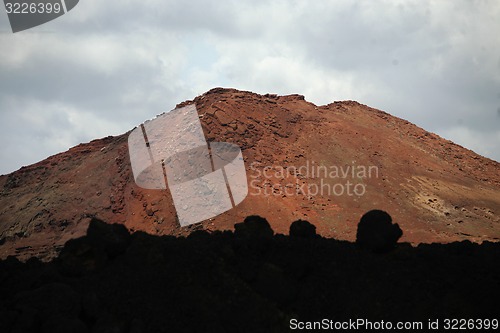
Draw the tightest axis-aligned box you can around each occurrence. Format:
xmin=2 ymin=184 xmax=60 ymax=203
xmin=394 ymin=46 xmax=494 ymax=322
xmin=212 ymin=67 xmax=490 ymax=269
xmin=1 ymin=0 xmax=499 ymax=175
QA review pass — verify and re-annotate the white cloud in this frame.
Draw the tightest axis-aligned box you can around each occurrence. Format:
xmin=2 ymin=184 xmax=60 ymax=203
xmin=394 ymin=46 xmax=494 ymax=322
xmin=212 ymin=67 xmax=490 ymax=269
xmin=0 ymin=97 xmax=125 ymax=174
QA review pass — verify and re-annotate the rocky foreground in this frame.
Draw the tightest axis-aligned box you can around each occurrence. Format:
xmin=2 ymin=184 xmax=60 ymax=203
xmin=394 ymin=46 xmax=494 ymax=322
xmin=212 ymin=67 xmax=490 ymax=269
xmin=0 ymin=215 xmax=498 ymax=332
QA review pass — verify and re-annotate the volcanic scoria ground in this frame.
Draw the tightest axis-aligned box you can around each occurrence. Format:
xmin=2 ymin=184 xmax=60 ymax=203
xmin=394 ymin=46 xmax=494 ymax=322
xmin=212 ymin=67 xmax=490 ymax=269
xmin=0 ymin=88 xmax=500 ymax=258
xmin=1 ymin=88 xmax=499 ymax=261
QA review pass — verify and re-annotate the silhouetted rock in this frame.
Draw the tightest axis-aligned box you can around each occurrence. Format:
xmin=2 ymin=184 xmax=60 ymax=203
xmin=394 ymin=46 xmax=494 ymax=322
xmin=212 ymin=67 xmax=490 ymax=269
xmin=57 ymin=218 xmax=131 ymax=276
xmin=86 ymin=218 xmax=131 ymax=258
xmin=12 ymin=283 xmax=86 ymax=333
xmin=253 ymin=262 xmax=298 ymax=306
xmin=356 ymin=210 xmax=403 ymax=252
xmin=234 ymin=215 xmax=274 ymax=239
xmin=1 ymin=215 xmax=499 ymax=333
xmin=289 ymin=220 xmax=317 ymax=238
xmin=57 ymin=236 xmax=106 ymax=277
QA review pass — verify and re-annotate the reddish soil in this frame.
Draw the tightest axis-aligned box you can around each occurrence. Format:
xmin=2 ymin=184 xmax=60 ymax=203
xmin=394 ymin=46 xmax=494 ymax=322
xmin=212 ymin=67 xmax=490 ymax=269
xmin=1 ymin=88 xmax=499 ymax=261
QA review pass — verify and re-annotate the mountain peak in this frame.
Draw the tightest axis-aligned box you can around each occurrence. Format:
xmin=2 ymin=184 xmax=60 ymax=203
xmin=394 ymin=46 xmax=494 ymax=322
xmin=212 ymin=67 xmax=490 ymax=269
xmin=1 ymin=88 xmax=498 ymax=261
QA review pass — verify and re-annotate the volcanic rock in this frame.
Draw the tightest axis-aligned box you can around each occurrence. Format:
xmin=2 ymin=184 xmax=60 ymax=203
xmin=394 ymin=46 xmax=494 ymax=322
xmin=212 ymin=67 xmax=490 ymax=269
xmin=356 ymin=209 xmax=403 ymax=252
xmin=289 ymin=220 xmax=317 ymax=238
xmin=0 ymin=88 xmax=499 ymax=261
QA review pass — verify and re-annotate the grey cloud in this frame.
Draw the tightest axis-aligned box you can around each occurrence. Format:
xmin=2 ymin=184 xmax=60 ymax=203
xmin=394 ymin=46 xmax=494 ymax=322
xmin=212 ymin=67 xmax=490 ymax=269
xmin=272 ymin=1 xmax=500 ymax=161
xmin=1 ymin=0 xmax=499 ymax=175
xmin=50 ymin=0 xmax=260 ymax=38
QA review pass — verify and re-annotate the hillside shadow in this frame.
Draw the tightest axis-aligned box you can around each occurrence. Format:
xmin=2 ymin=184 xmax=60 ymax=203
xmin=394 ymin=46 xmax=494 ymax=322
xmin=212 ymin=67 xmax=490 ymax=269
xmin=0 ymin=213 xmax=499 ymax=332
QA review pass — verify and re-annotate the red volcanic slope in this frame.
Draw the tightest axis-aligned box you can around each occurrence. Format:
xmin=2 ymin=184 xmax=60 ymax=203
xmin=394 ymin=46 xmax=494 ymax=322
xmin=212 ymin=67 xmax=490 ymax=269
xmin=0 ymin=88 xmax=499 ymax=260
